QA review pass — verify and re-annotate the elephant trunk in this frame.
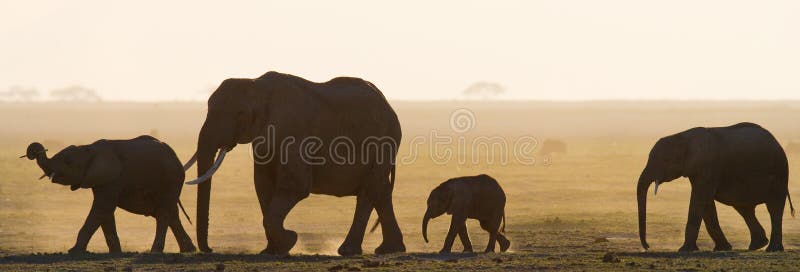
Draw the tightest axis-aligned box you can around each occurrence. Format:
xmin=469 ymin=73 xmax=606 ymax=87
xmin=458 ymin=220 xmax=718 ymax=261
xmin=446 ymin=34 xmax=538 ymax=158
xmin=35 ymin=155 xmax=53 ymax=180
xmin=21 ymin=142 xmax=52 ymax=179
xmin=637 ymin=170 xmax=653 ymax=250
xmin=422 ymin=209 xmax=432 ymax=243
xmin=195 ymin=125 xmax=218 ymax=253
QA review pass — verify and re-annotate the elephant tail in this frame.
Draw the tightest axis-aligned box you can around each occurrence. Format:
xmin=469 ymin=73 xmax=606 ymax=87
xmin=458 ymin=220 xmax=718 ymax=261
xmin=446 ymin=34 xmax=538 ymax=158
xmin=788 ymin=191 xmax=796 ymax=218
xmin=369 ymin=164 xmax=397 ymax=234
xmin=501 ymin=213 xmax=506 ymax=234
xmin=369 ymin=218 xmax=381 ymax=233
xmin=178 ymin=199 xmax=193 ymax=225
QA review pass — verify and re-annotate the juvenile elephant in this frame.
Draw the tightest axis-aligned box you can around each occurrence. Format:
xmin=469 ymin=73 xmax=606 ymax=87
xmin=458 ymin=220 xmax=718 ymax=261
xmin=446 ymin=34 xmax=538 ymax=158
xmin=637 ymin=122 xmax=795 ymax=252
xmin=22 ymin=135 xmax=196 ymax=253
xmin=422 ymin=174 xmax=509 ymax=253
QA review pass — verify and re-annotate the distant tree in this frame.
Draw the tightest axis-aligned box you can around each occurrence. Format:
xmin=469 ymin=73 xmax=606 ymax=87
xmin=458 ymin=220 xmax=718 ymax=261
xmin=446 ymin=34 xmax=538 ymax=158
xmin=49 ymin=85 xmax=102 ymax=102
xmin=0 ymin=86 xmax=39 ymax=102
xmin=462 ymin=81 xmax=505 ymax=100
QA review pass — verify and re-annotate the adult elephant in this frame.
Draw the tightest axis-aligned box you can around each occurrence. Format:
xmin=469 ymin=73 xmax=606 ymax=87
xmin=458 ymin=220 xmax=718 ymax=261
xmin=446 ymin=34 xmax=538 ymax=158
xmin=183 ymin=71 xmax=404 ymax=256
xmin=637 ymin=122 xmax=795 ymax=252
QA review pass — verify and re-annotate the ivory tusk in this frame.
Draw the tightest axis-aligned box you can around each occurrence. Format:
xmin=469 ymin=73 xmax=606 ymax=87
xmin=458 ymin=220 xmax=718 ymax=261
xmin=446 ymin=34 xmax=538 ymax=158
xmin=185 ymin=149 xmax=228 ymax=185
xmin=654 ymin=181 xmax=661 ymax=195
xmin=183 ymin=152 xmax=197 ymax=171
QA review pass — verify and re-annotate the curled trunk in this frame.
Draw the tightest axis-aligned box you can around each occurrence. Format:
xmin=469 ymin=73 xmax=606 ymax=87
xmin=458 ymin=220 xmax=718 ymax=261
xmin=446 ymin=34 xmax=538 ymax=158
xmin=35 ymin=155 xmax=52 ymax=179
xmin=637 ymin=170 xmax=652 ymax=250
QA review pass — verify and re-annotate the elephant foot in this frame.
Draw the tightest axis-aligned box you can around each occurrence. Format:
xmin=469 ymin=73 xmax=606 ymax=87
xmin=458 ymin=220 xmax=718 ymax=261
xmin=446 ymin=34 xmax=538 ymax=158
xmin=337 ymin=242 xmax=363 ymax=256
xmin=748 ymin=236 xmax=769 ymax=250
xmin=438 ymin=248 xmax=452 ymax=254
xmin=462 ymin=247 xmax=473 ymax=253
xmin=677 ymin=243 xmax=699 ymax=253
xmin=265 ymin=230 xmax=297 ymax=257
xmin=199 ymin=244 xmax=213 ymax=253
xmin=68 ymin=247 xmax=88 ymax=255
xmin=713 ymin=243 xmax=732 ymax=251
xmin=499 ymin=239 xmax=511 ymax=252
xmin=180 ymin=244 xmax=197 ymax=253
xmin=765 ymin=243 xmax=784 ymax=252
xmin=375 ymin=241 xmax=406 ymax=255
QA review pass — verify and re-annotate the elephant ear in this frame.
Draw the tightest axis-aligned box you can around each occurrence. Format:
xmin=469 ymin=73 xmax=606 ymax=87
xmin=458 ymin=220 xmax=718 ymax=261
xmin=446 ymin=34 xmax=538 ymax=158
xmin=81 ymin=142 xmax=121 ymax=188
xmin=441 ymin=184 xmax=459 ymax=214
xmin=682 ymin=128 xmax=715 ymax=176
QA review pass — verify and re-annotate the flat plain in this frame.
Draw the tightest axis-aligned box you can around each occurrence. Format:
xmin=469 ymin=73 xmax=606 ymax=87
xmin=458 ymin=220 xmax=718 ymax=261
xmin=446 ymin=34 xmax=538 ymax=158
xmin=2 ymin=101 xmax=800 ymax=271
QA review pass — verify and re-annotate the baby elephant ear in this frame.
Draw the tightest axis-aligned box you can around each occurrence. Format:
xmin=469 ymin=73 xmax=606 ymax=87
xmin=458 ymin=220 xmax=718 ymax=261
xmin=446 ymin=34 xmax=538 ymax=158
xmin=81 ymin=143 xmax=121 ymax=188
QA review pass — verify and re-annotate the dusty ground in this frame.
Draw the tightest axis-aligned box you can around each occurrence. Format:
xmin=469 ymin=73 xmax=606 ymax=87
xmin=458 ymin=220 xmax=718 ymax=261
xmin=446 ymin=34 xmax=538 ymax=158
xmin=2 ymin=101 xmax=800 ymax=271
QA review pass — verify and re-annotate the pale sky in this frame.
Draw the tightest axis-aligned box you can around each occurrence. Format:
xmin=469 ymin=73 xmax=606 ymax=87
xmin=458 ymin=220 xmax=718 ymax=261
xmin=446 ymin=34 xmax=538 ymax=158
xmin=1 ymin=1 xmax=798 ymax=101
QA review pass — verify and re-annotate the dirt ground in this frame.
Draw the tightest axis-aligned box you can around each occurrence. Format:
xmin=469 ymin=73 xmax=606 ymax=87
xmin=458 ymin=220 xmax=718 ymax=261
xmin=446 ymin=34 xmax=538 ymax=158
xmin=2 ymin=101 xmax=800 ymax=271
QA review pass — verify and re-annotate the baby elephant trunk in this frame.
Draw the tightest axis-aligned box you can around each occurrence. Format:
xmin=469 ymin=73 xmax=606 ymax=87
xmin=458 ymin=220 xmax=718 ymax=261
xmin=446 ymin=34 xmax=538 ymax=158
xmin=422 ymin=209 xmax=433 ymax=243
xmin=637 ymin=173 xmax=652 ymax=250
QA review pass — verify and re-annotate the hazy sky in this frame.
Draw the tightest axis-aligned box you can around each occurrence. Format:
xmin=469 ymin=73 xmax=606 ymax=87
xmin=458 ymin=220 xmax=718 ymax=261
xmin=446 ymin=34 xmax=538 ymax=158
xmin=1 ymin=1 xmax=799 ymax=101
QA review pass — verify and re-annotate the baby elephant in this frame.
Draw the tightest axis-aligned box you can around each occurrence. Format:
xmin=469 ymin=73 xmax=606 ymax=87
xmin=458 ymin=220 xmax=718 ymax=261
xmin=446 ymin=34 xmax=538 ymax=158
xmin=21 ymin=135 xmax=196 ymax=254
xmin=422 ymin=174 xmax=510 ymax=253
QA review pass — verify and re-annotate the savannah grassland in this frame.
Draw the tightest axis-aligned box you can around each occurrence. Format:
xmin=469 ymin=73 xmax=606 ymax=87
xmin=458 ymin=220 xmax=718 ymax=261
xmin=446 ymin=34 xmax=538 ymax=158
xmin=2 ymin=101 xmax=800 ymax=271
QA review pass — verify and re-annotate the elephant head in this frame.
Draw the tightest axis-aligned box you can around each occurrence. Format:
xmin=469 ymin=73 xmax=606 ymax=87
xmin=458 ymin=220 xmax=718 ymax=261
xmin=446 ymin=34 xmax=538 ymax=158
xmin=637 ymin=134 xmax=689 ymax=250
xmin=184 ymin=78 xmax=269 ymax=252
xmin=22 ymin=142 xmax=121 ymax=191
xmin=422 ymin=184 xmax=453 ymax=243
xmin=21 ymin=142 xmax=51 ymax=179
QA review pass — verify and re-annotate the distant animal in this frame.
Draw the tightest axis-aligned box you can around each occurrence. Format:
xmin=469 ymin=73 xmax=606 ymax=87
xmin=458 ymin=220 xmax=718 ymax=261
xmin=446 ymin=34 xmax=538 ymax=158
xmin=422 ymin=174 xmax=509 ymax=253
xmin=539 ymin=139 xmax=567 ymax=155
xmin=21 ymin=135 xmax=196 ymax=254
xmin=182 ymin=71 xmax=403 ymax=256
xmin=637 ymin=122 xmax=794 ymax=252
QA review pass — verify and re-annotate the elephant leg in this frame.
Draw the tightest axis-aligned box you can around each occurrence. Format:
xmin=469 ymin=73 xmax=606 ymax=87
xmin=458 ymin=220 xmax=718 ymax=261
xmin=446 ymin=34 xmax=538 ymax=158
xmin=497 ymin=232 xmax=511 ymax=252
xmin=70 ymin=196 xmax=116 ymax=254
xmin=679 ymin=182 xmax=715 ymax=252
xmin=494 ymin=217 xmax=511 ymax=252
xmin=765 ymin=198 xmax=785 ymax=252
xmin=264 ymin=192 xmax=304 ymax=256
xmin=100 ymin=215 xmax=121 ymax=253
xmin=440 ymin=213 xmax=467 ymax=254
xmin=150 ymin=206 xmax=173 ymax=253
xmin=169 ymin=211 xmax=197 ymax=253
xmin=480 ymin=217 xmax=500 ymax=253
xmin=254 ymin=165 xmax=276 ymax=254
xmin=338 ymin=191 xmax=373 ymax=256
xmin=372 ymin=193 xmax=406 ymax=254
xmin=458 ymin=221 xmax=473 ymax=253
xmin=702 ymin=200 xmax=731 ymax=251
xmin=734 ymin=205 xmax=768 ymax=250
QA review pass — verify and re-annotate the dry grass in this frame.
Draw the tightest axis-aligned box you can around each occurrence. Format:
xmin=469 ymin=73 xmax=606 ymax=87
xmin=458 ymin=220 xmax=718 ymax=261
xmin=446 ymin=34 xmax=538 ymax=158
xmin=2 ymin=101 xmax=800 ymax=271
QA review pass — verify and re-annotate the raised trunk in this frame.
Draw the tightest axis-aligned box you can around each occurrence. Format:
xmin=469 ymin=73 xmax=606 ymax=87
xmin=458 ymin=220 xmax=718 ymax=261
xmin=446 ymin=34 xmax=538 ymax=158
xmin=637 ymin=169 xmax=653 ymax=250
xmin=34 ymin=154 xmax=52 ymax=178
xmin=196 ymin=125 xmax=217 ymax=253
xmin=422 ymin=209 xmax=432 ymax=243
